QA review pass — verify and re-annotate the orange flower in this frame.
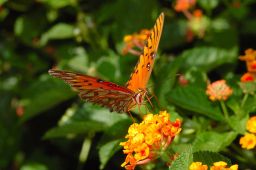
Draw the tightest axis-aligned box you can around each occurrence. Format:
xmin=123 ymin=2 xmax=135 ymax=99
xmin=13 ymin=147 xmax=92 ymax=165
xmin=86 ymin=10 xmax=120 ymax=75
xmin=240 ymin=48 xmax=256 ymax=73
xmin=189 ymin=162 xmax=208 ymax=170
xmin=239 ymin=48 xmax=256 ymax=61
xmin=246 ymin=116 xmax=256 ymax=134
xmin=120 ymin=111 xmax=181 ymax=170
xmin=193 ymin=9 xmax=203 ymax=18
xmin=206 ymin=80 xmax=233 ymax=101
xmin=122 ymin=29 xmax=151 ymax=55
xmin=174 ymin=0 xmax=196 ymax=12
xmin=210 ymin=161 xmax=238 ymax=170
xmin=241 ymin=72 xmax=255 ymax=82
xmin=187 ymin=9 xmax=210 ymax=39
xmin=239 ymin=133 xmax=256 ymax=150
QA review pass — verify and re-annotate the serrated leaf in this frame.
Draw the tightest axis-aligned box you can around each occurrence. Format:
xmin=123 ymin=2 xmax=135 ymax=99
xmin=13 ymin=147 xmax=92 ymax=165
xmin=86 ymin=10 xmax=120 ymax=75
xmin=169 ymin=145 xmax=192 ymax=170
xmin=168 ymin=85 xmax=224 ymax=121
xmin=193 ymin=151 xmax=231 ymax=166
xmin=192 ymin=131 xmax=237 ymax=152
xmin=20 ymin=74 xmax=75 ymax=122
xmin=40 ymin=23 xmax=75 ymax=45
xmin=229 ymin=114 xmax=248 ymax=134
xmin=99 ymin=140 xmax=122 ymax=170
xmin=242 ymin=95 xmax=256 ymax=113
xmin=181 ymin=47 xmax=238 ymax=72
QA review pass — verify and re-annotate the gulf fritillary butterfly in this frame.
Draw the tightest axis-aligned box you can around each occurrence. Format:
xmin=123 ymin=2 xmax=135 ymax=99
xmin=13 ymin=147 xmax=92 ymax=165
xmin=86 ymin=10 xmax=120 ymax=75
xmin=48 ymin=13 xmax=164 ymax=113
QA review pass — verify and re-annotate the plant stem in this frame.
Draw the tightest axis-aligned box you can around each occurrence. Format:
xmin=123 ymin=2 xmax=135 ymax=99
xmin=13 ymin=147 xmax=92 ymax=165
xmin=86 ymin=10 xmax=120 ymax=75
xmin=241 ymin=93 xmax=249 ymax=108
xmin=220 ymin=101 xmax=229 ymax=120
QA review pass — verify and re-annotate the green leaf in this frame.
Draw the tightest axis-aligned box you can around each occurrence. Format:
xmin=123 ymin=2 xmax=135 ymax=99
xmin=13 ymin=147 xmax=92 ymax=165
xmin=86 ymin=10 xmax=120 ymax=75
xmin=155 ymin=57 xmax=183 ymax=106
xmin=14 ymin=13 xmax=47 ymax=45
xmin=20 ymin=74 xmax=75 ymax=122
xmin=98 ymin=119 xmax=132 ymax=146
xmin=192 ymin=131 xmax=237 ymax=152
xmin=40 ymin=23 xmax=75 ymax=45
xmin=39 ymin=0 xmax=76 ymax=8
xmin=181 ymin=47 xmax=238 ymax=72
xmin=44 ymin=121 xmax=105 ymax=138
xmin=193 ymin=151 xmax=231 ymax=166
xmin=79 ymin=136 xmax=93 ymax=163
xmin=0 ymin=0 xmax=7 ymax=5
xmin=38 ymin=0 xmax=76 ymax=8
xmin=242 ymin=95 xmax=256 ymax=113
xmin=229 ymin=114 xmax=248 ymax=134
xmin=44 ymin=103 xmax=129 ymax=139
xmin=67 ymin=47 xmax=89 ymax=73
xmin=99 ymin=140 xmax=122 ymax=170
xmin=169 ymin=145 xmax=193 ymax=170
xmin=198 ymin=0 xmax=219 ymax=10
xmin=20 ymin=162 xmax=48 ymax=170
xmin=168 ymin=85 xmax=224 ymax=121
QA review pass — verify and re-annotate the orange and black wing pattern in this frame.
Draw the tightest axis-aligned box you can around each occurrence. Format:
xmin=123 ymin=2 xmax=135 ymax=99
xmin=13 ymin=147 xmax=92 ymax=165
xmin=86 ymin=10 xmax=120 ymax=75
xmin=49 ymin=69 xmax=135 ymax=113
xmin=126 ymin=13 xmax=164 ymax=92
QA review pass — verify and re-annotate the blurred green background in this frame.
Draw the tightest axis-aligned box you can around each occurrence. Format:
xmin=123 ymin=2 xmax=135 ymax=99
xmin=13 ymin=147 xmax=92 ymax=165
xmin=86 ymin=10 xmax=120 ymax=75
xmin=1 ymin=0 xmax=256 ymax=170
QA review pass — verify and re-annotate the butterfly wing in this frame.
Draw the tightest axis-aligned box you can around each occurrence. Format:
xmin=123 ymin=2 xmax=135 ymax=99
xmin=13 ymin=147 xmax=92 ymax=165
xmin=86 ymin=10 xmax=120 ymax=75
xmin=49 ymin=69 xmax=136 ymax=113
xmin=126 ymin=13 xmax=164 ymax=92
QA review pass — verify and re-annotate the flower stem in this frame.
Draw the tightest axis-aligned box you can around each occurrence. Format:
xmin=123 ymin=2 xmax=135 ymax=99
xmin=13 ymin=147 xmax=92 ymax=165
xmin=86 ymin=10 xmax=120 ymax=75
xmin=220 ymin=101 xmax=229 ymax=120
xmin=241 ymin=93 xmax=249 ymax=108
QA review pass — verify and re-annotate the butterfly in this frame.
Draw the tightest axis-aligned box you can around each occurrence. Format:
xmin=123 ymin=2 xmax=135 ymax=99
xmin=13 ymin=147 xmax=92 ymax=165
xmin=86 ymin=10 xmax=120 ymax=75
xmin=48 ymin=13 xmax=164 ymax=113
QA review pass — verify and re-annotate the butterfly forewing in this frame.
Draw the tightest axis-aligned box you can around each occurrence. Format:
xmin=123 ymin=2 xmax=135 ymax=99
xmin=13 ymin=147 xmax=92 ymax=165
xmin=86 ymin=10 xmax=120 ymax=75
xmin=49 ymin=69 xmax=135 ymax=113
xmin=126 ymin=13 xmax=164 ymax=92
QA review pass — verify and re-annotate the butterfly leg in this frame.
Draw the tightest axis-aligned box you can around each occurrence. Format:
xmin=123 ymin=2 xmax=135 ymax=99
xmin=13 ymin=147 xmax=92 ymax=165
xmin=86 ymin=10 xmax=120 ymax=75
xmin=127 ymin=111 xmax=136 ymax=123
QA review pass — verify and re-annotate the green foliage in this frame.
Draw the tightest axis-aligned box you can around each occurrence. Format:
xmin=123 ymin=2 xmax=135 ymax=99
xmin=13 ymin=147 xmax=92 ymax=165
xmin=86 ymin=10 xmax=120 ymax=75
xmin=1 ymin=0 xmax=256 ymax=169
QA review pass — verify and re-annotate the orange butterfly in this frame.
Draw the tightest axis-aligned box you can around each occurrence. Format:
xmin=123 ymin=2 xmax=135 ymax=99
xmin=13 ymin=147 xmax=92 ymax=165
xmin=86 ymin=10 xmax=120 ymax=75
xmin=48 ymin=13 xmax=164 ymax=113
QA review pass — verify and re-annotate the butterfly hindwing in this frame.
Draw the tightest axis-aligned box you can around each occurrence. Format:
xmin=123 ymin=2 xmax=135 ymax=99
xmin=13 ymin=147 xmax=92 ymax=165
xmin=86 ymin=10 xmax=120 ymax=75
xmin=49 ymin=69 xmax=135 ymax=112
xmin=126 ymin=13 xmax=164 ymax=92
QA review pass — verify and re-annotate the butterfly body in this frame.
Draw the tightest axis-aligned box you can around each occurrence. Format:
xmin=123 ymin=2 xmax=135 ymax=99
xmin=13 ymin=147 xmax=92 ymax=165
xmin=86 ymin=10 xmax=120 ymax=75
xmin=48 ymin=13 xmax=164 ymax=113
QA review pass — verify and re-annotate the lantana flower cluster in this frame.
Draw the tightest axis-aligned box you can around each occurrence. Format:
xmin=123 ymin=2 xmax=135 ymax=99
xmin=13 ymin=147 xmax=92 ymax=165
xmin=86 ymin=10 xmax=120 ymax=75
xmin=240 ymin=116 xmax=256 ymax=150
xmin=239 ymin=48 xmax=256 ymax=94
xmin=206 ymin=80 xmax=233 ymax=102
xmin=189 ymin=161 xmax=238 ymax=170
xmin=174 ymin=0 xmax=209 ymax=41
xmin=120 ymin=111 xmax=181 ymax=170
xmin=122 ymin=29 xmax=151 ymax=55
xmin=239 ymin=48 xmax=256 ymax=81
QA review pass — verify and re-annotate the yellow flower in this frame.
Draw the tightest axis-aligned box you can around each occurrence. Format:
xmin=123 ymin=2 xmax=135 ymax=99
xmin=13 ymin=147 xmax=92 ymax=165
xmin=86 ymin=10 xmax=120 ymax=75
xmin=206 ymin=80 xmax=233 ymax=101
xmin=189 ymin=162 xmax=208 ymax=170
xmin=210 ymin=161 xmax=238 ymax=170
xmin=239 ymin=133 xmax=256 ymax=150
xmin=120 ymin=111 xmax=181 ymax=169
xmin=122 ymin=29 xmax=151 ymax=55
xmin=174 ymin=0 xmax=196 ymax=12
xmin=246 ymin=116 xmax=256 ymax=133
